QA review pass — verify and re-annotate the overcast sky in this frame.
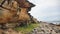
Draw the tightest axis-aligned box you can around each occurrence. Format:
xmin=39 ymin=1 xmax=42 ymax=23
xmin=28 ymin=0 xmax=60 ymax=21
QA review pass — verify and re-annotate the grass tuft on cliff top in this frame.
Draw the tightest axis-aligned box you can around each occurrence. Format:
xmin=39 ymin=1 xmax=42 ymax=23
xmin=14 ymin=23 xmax=39 ymax=34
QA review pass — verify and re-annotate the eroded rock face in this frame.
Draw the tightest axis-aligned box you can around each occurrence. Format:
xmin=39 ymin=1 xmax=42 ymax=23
xmin=0 ymin=0 xmax=35 ymax=28
xmin=0 ymin=0 xmax=35 ymax=23
xmin=0 ymin=0 xmax=36 ymax=34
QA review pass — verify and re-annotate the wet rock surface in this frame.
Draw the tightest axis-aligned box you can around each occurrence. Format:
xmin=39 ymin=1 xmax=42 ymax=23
xmin=29 ymin=22 xmax=60 ymax=34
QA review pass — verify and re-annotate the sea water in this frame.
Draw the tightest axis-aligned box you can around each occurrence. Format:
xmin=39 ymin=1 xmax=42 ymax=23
xmin=47 ymin=21 xmax=60 ymax=24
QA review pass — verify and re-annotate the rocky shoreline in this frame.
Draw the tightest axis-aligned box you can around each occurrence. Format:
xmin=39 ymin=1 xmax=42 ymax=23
xmin=29 ymin=22 xmax=60 ymax=34
xmin=0 ymin=22 xmax=60 ymax=34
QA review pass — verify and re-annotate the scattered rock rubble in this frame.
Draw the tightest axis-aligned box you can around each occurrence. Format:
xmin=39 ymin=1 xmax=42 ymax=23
xmin=0 ymin=22 xmax=60 ymax=34
xmin=0 ymin=28 xmax=23 ymax=34
xmin=29 ymin=22 xmax=60 ymax=34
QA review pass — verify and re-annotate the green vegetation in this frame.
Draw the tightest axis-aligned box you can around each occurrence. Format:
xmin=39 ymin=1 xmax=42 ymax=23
xmin=14 ymin=23 xmax=39 ymax=34
xmin=0 ymin=0 xmax=2 ymax=3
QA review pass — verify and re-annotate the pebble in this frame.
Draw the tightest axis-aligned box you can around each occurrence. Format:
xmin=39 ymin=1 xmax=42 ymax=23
xmin=30 ymin=22 xmax=60 ymax=34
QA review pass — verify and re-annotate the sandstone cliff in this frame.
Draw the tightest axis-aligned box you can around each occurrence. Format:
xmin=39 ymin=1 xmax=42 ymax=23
xmin=0 ymin=0 xmax=35 ymax=24
xmin=0 ymin=0 xmax=37 ymax=34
